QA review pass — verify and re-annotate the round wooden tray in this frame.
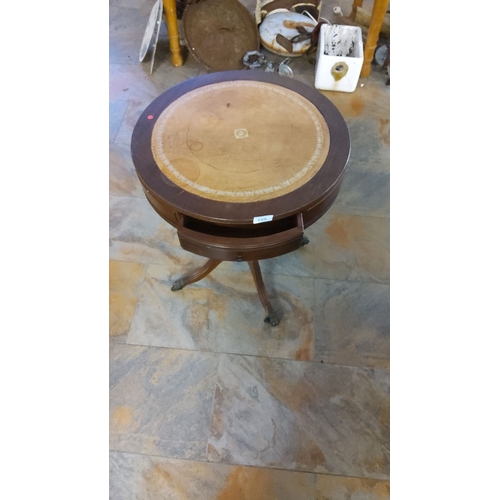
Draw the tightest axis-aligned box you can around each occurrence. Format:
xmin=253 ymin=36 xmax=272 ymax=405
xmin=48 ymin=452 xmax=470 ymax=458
xmin=182 ymin=0 xmax=260 ymax=71
xmin=131 ymin=70 xmax=350 ymax=227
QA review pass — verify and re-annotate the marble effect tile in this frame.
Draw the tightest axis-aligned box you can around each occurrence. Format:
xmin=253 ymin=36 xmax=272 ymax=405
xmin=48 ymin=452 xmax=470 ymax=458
xmin=109 ymin=60 xmax=202 ymax=103
xmin=110 ymin=100 xmax=130 ymax=141
xmin=321 ymin=70 xmax=390 ymax=121
xmin=110 ymin=344 xmax=218 ymax=459
xmin=128 ymin=264 xmax=316 ymax=361
xmin=332 ymin=168 xmax=390 ymax=217
xmin=316 ymin=475 xmax=390 ymax=500
xmin=208 ymin=354 xmax=389 ymax=479
xmin=208 ymin=271 xmax=315 ymax=360
xmin=109 ymin=195 xmax=184 ymax=264
xmin=110 ymin=451 xmax=316 ymax=500
xmin=109 ymin=6 xmax=155 ymax=66
xmin=113 ymin=99 xmax=150 ymax=146
xmin=109 ymin=141 xmax=144 ymax=197
xmin=109 ymin=63 xmax=159 ymax=103
xmin=127 ymin=263 xmax=217 ymax=350
xmin=300 ymin=212 xmax=390 ymax=283
xmin=345 ymin=118 xmax=390 ymax=173
xmin=314 ymin=280 xmax=390 ymax=369
xmin=109 ymin=260 xmax=147 ymax=342
xmin=235 ymin=212 xmax=389 ymax=283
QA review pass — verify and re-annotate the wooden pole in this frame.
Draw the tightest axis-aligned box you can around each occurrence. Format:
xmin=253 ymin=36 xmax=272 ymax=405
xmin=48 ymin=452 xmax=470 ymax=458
xmin=360 ymin=0 xmax=389 ymax=78
xmin=162 ymin=0 xmax=184 ymax=67
xmin=349 ymin=0 xmax=364 ymax=21
xmin=355 ymin=6 xmax=389 ymax=39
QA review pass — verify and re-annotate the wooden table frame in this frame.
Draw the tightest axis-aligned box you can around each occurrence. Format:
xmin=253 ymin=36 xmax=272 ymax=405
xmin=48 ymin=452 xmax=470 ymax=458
xmin=131 ymin=71 xmax=350 ymax=326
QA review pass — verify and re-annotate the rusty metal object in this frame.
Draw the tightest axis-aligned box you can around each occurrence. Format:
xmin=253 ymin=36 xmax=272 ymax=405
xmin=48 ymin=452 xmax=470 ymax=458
xmin=242 ymin=51 xmax=293 ymax=77
xmin=278 ymin=58 xmax=294 ymax=77
xmin=182 ymin=0 xmax=260 ymax=71
xmin=243 ymin=50 xmax=267 ymax=69
xmin=276 ymin=33 xmax=294 ymax=53
xmin=283 ymin=20 xmax=315 ymax=30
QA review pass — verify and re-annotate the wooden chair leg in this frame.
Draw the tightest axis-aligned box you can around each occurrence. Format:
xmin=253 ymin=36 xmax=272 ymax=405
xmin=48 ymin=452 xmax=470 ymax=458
xmin=349 ymin=0 xmax=364 ymax=21
xmin=360 ymin=0 xmax=390 ymax=78
xmin=162 ymin=0 xmax=184 ymax=67
xmin=171 ymin=259 xmax=221 ymax=291
xmin=248 ymin=261 xmax=280 ymax=326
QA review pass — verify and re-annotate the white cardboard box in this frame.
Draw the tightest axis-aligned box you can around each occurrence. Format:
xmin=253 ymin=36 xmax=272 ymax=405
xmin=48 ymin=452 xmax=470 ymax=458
xmin=314 ymin=24 xmax=364 ymax=93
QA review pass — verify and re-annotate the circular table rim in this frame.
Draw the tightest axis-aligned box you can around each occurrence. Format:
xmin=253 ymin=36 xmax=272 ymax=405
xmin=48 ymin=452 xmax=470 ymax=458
xmin=131 ymin=70 xmax=351 ymax=225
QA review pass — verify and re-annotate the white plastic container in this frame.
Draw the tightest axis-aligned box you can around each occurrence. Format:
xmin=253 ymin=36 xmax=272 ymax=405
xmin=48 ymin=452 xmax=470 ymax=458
xmin=314 ymin=24 xmax=364 ymax=92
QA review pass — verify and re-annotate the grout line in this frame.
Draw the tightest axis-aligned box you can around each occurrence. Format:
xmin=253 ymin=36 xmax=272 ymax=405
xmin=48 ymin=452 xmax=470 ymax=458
xmin=200 ymin=263 xmax=390 ymax=286
xmin=312 ymin=275 xmax=390 ymax=285
xmin=109 ymin=100 xmax=132 ymax=142
xmin=204 ymin=353 xmax=221 ymax=461
xmin=117 ymin=341 xmax=389 ymax=373
xmin=109 ymin=448 xmax=389 ymax=481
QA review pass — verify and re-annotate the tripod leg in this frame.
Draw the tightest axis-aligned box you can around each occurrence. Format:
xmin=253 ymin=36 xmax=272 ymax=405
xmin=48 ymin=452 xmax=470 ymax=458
xmin=248 ymin=261 xmax=280 ymax=326
xmin=171 ymin=259 xmax=222 ymax=291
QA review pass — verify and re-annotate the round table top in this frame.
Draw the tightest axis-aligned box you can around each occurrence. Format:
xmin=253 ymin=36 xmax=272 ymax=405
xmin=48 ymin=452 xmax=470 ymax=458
xmin=151 ymin=80 xmax=330 ymax=203
xmin=131 ymin=70 xmax=350 ymax=225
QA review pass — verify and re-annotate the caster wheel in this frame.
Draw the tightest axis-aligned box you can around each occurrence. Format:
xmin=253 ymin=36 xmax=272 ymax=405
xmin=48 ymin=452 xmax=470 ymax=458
xmin=171 ymin=279 xmax=185 ymax=291
xmin=264 ymin=311 xmax=280 ymax=327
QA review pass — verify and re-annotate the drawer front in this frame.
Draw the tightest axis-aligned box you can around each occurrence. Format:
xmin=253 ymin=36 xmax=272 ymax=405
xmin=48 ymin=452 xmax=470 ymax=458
xmin=177 ymin=214 xmax=304 ymax=261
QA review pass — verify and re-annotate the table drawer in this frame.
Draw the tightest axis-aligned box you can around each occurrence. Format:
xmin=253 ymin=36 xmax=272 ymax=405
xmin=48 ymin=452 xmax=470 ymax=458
xmin=177 ymin=213 xmax=304 ymax=261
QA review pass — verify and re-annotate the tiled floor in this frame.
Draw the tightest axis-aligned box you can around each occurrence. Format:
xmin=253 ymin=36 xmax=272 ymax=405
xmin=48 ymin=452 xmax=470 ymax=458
xmin=109 ymin=0 xmax=390 ymax=498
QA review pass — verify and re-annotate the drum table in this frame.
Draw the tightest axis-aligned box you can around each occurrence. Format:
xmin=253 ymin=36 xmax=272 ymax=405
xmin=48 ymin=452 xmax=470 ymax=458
xmin=131 ymin=70 xmax=350 ymax=326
